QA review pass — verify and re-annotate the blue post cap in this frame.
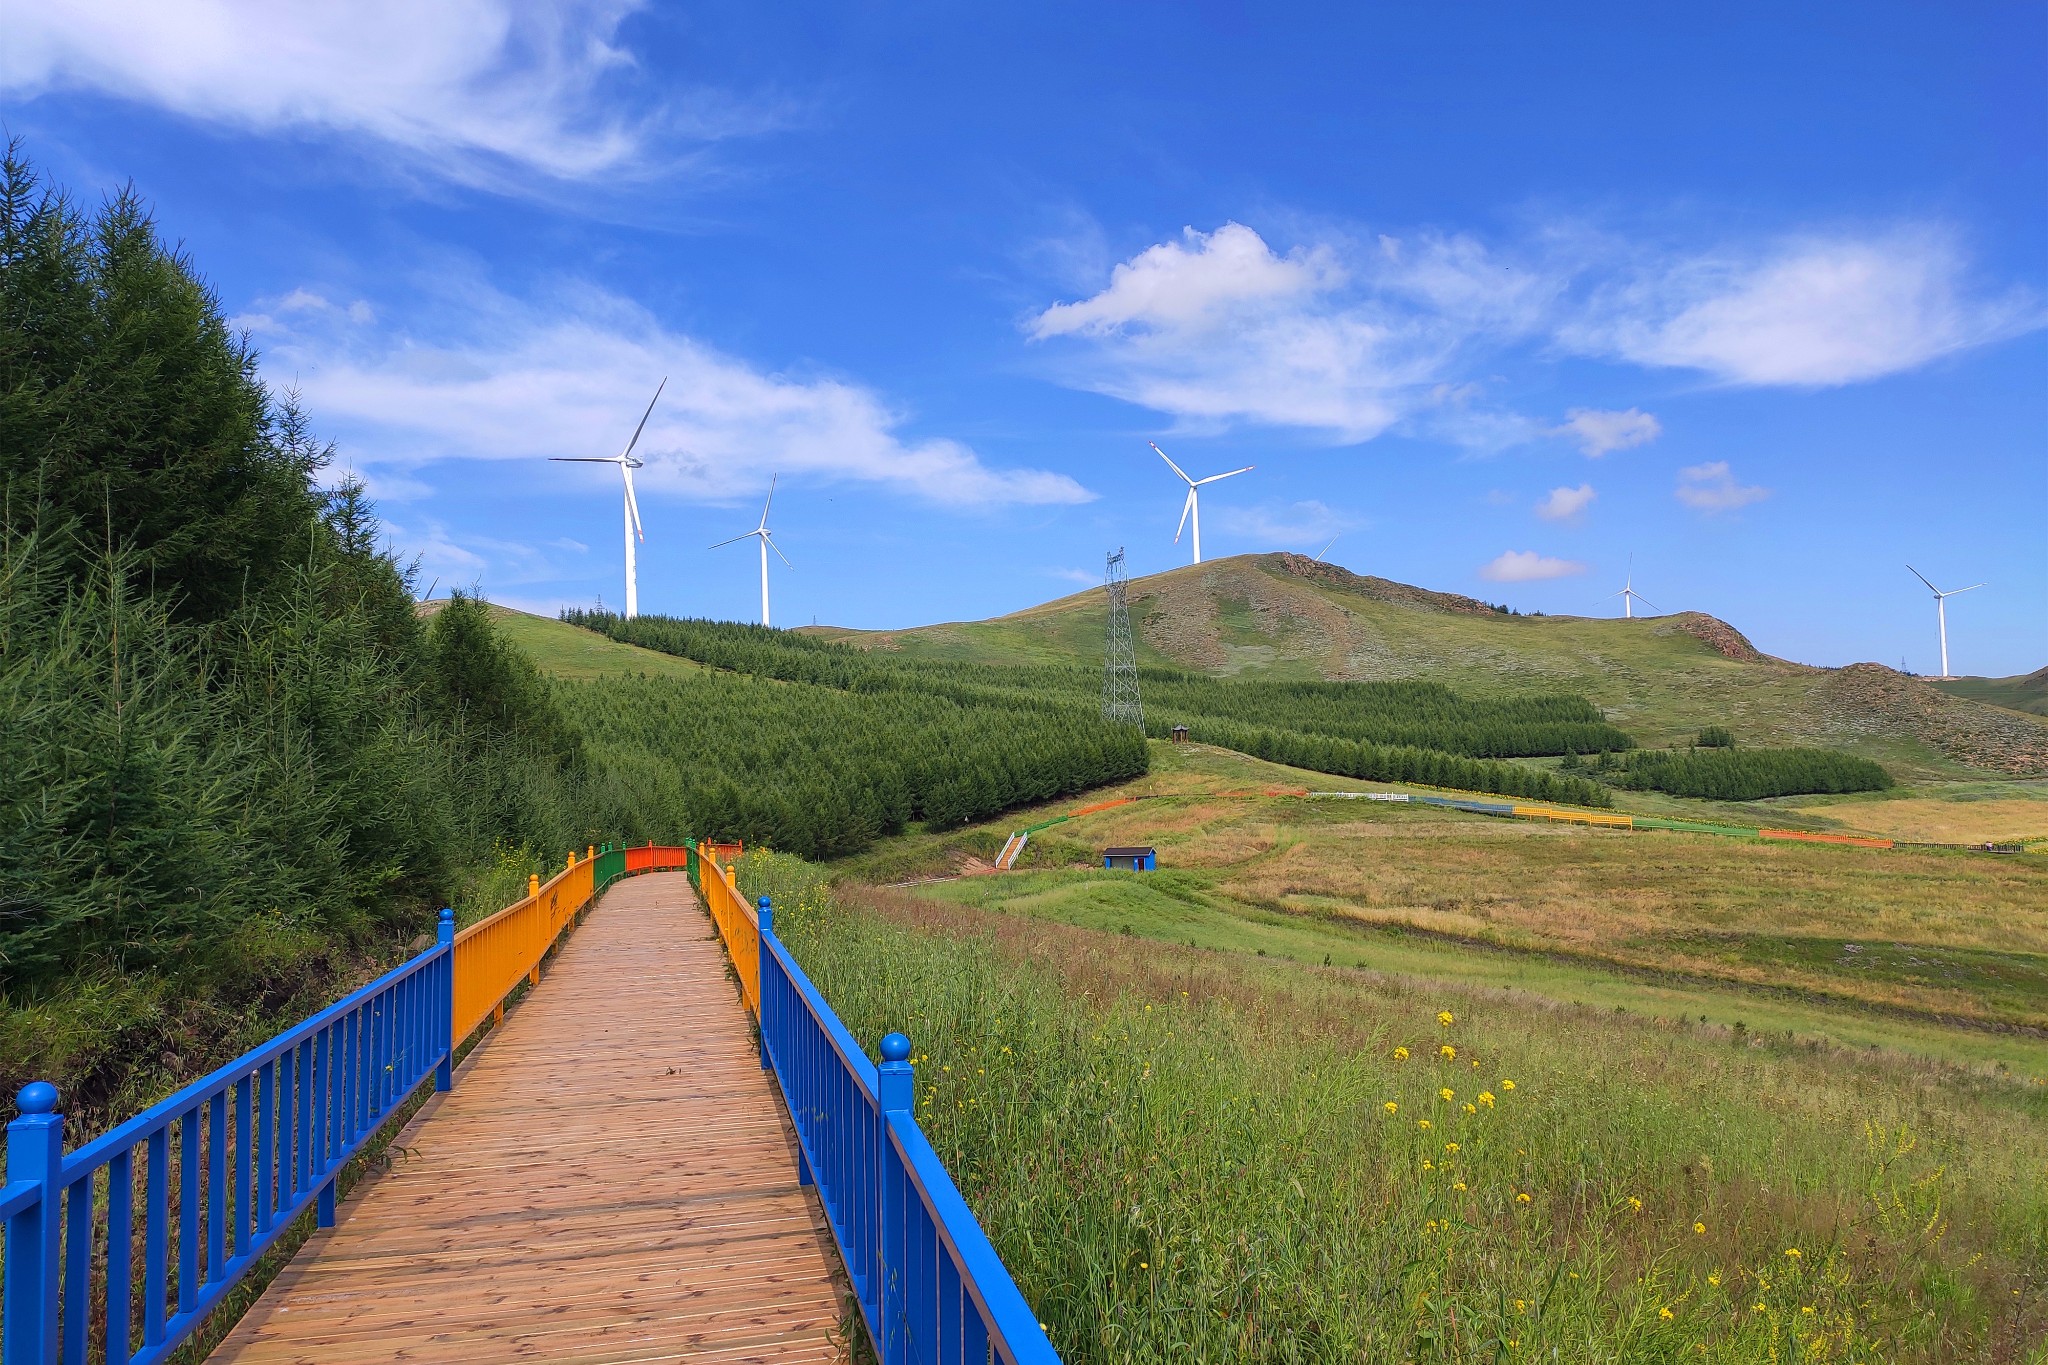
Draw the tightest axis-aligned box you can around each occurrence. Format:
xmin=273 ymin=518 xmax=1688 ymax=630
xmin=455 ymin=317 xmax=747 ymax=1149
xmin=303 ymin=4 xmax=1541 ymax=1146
xmin=438 ymin=907 xmax=455 ymax=923
xmin=757 ymin=895 xmax=772 ymax=911
xmin=16 ymin=1081 xmax=58 ymax=1115
xmin=880 ymin=1032 xmax=912 ymax=1063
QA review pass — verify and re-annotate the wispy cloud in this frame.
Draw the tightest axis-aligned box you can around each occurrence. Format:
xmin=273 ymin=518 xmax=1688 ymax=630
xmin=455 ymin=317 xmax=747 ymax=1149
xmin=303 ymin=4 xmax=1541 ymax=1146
xmin=1026 ymin=220 xmax=2037 ymax=443
xmin=1533 ymin=484 xmax=1596 ymax=522
xmin=1674 ymin=461 xmax=1769 ymax=513
xmin=1554 ymin=407 xmax=1660 ymax=456
xmin=1479 ymin=550 xmax=1587 ymax=582
xmin=255 ymin=279 xmax=1091 ymax=509
xmin=1 ymin=1 xmax=776 ymax=187
xmin=1211 ymin=497 xmax=1354 ymax=546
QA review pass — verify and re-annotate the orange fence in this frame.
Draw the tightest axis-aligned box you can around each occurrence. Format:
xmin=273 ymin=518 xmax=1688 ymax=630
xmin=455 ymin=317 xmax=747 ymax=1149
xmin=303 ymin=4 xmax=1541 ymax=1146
xmin=697 ymin=841 xmax=762 ymax=1017
xmin=1760 ymin=828 xmax=1895 ymax=849
xmin=451 ymin=844 xmax=690 ymax=1043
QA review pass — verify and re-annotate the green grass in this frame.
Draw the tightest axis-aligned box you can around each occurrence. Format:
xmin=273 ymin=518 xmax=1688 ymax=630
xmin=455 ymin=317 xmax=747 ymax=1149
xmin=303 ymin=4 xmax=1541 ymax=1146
xmin=421 ymin=600 xmax=706 ymax=681
xmin=1934 ymin=671 xmax=2048 ymax=718
xmin=748 ymin=853 xmax=2048 ymax=1363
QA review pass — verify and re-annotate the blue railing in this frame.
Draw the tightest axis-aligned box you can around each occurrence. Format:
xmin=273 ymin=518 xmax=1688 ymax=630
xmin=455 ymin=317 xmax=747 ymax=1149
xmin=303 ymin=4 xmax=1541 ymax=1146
xmin=2 ymin=911 xmax=455 ymax=1365
xmin=755 ymin=897 xmax=1059 ymax=1365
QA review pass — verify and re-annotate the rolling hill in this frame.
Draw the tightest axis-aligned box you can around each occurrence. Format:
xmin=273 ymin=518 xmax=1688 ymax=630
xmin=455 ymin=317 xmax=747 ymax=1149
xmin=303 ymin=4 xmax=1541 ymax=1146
xmin=1934 ymin=668 xmax=2048 ymax=718
xmin=806 ymin=553 xmax=2048 ymax=780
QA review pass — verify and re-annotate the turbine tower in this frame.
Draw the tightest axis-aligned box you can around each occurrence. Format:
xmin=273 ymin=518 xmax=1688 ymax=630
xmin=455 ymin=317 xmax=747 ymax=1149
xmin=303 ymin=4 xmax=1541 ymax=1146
xmin=1610 ymin=559 xmax=1657 ymax=619
xmin=1151 ymin=442 xmax=1253 ymax=565
xmin=711 ymin=475 xmax=790 ymax=626
xmin=1906 ymin=565 xmax=1983 ymax=680
xmin=550 ymin=379 xmax=664 ymax=619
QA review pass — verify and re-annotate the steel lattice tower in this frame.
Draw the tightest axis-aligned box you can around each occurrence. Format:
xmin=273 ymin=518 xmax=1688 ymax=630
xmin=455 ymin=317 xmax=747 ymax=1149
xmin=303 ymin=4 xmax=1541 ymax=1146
xmin=1102 ymin=548 xmax=1144 ymax=728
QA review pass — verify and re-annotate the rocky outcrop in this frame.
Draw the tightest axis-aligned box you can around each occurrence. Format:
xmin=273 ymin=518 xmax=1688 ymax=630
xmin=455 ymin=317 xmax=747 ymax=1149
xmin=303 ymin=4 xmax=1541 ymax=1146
xmin=1822 ymin=663 xmax=2048 ymax=776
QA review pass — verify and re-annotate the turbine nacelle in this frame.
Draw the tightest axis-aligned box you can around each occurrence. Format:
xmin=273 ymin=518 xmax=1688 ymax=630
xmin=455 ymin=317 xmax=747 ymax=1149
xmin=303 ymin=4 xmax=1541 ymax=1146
xmin=548 ymin=377 xmax=666 ymax=617
xmin=1151 ymin=441 xmax=1253 ymax=565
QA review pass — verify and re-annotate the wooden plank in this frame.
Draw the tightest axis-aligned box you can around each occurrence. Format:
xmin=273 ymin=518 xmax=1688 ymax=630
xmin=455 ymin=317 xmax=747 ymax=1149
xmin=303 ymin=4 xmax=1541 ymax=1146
xmin=209 ymin=873 xmax=849 ymax=1364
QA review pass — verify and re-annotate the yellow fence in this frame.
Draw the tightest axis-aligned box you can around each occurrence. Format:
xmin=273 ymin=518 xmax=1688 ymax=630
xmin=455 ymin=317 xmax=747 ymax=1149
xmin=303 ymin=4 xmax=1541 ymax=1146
xmin=1510 ymin=805 xmax=1635 ymax=829
xmin=452 ymin=852 xmax=596 ymax=1043
xmin=697 ymin=841 xmax=761 ymax=1017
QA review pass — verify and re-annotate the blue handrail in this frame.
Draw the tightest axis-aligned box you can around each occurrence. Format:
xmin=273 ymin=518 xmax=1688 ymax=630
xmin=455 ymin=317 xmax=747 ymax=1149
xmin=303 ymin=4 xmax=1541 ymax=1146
xmin=2 ymin=910 xmax=456 ymax=1365
xmin=756 ymin=897 xmax=1059 ymax=1364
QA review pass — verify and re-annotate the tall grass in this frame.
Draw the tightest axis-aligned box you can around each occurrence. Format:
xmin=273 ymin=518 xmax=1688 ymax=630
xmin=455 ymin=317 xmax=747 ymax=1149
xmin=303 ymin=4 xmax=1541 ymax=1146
xmin=740 ymin=853 xmax=2047 ymax=1363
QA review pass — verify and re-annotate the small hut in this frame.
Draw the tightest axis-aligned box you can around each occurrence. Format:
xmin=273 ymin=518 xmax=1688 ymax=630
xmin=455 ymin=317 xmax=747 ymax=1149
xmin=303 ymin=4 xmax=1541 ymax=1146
xmin=1103 ymin=846 xmax=1157 ymax=871
xmin=1170 ymin=725 xmax=1190 ymax=743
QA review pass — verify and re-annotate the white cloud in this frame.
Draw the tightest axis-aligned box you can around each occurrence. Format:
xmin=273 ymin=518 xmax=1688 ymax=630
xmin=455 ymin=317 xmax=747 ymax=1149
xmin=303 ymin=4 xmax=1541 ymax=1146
xmin=1533 ymin=484 xmax=1596 ymax=522
xmin=1212 ymin=498 xmax=1353 ymax=545
xmin=1026 ymin=220 xmax=2037 ymax=443
xmin=1563 ymin=228 xmax=2039 ymax=386
xmin=257 ymin=281 xmax=1090 ymax=509
xmin=1479 ymin=550 xmax=1587 ymax=582
xmin=1674 ymin=461 xmax=1769 ymax=513
xmin=1555 ymin=407 xmax=1660 ymax=456
xmin=0 ymin=1 xmax=761 ymax=185
xmin=1046 ymin=567 xmax=1100 ymax=586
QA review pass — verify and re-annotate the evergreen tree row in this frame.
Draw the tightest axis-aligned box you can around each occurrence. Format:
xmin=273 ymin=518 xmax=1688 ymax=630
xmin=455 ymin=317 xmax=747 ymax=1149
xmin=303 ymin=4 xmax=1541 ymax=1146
xmin=1603 ymin=747 xmax=1893 ymax=801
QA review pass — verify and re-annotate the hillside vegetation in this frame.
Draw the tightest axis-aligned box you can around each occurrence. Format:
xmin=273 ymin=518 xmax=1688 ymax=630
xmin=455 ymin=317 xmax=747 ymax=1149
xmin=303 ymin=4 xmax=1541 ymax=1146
xmin=809 ymin=554 xmax=2048 ymax=780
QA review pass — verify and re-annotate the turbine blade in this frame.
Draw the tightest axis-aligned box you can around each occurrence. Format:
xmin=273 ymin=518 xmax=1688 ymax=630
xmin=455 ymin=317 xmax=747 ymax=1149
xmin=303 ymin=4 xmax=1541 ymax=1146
xmin=708 ymin=531 xmax=752 ymax=550
xmin=1194 ymin=465 xmax=1256 ymax=485
xmin=759 ymin=472 xmax=777 ymax=530
xmin=1315 ymin=535 xmax=1339 ymax=561
xmin=549 ymin=456 xmax=620 ymax=463
xmin=1174 ymin=488 xmax=1194 ymax=543
xmin=619 ymin=378 xmax=667 ymax=462
xmin=1634 ymin=595 xmax=1660 ymax=611
xmin=1951 ymin=583 xmax=1985 ymax=595
xmin=1150 ymin=441 xmax=1193 ymax=485
xmin=766 ymin=532 xmax=792 ymax=568
xmin=1905 ymin=564 xmax=1941 ymax=595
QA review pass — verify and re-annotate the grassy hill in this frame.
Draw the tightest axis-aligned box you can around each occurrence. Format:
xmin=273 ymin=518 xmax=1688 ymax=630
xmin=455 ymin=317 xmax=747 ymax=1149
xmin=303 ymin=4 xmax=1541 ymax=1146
xmin=1935 ymin=668 xmax=2048 ymax=717
xmin=417 ymin=599 xmax=704 ymax=681
xmin=807 ymin=552 xmax=2048 ymax=781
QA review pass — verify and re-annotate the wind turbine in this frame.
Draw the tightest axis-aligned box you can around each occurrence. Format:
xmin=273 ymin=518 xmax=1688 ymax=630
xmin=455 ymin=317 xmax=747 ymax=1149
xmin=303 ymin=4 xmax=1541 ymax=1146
xmin=1906 ymin=565 xmax=1982 ymax=680
xmin=1151 ymin=442 xmax=1253 ymax=565
xmin=550 ymin=379 xmax=664 ymax=619
xmin=1314 ymin=535 xmax=1340 ymax=562
xmin=711 ymin=475 xmax=790 ymax=626
xmin=1610 ymin=559 xmax=1657 ymax=619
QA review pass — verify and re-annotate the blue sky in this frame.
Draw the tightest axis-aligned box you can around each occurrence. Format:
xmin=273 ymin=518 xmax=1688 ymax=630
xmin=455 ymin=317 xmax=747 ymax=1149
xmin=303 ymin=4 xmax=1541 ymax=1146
xmin=8 ymin=2 xmax=2044 ymax=675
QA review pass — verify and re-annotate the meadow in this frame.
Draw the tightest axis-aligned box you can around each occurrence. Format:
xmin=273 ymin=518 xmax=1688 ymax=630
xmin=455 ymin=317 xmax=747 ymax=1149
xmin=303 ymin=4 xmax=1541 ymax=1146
xmin=741 ymin=852 xmax=2048 ymax=1364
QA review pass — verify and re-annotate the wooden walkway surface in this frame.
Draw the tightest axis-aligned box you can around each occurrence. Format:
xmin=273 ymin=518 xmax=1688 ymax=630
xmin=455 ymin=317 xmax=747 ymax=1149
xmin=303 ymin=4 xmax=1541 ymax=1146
xmin=210 ymin=872 xmax=848 ymax=1364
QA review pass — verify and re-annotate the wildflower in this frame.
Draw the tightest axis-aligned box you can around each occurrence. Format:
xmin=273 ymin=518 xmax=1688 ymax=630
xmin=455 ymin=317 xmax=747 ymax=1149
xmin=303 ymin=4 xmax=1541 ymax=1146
xmin=1784 ymin=1248 xmax=1801 ymax=1259
xmin=1444 ymin=1142 xmax=1460 ymax=1153
xmin=1393 ymin=1046 xmax=1409 ymax=1061
xmin=1464 ymin=1103 xmax=1476 ymax=1115
xmin=1140 ymin=1261 xmax=1149 ymax=1269
xmin=1514 ymin=1298 xmax=1526 ymax=1312
xmin=1418 ymin=1119 xmax=1432 ymax=1130
xmin=1800 ymin=1306 xmax=1814 ymax=1315
xmin=1440 ymin=1045 xmax=1457 ymax=1060
xmin=1440 ymin=1088 xmax=1455 ymax=1102
xmin=1628 ymin=1197 xmax=1642 ymax=1213
xmin=1516 ymin=1192 xmax=1532 ymax=1204
xmin=1707 ymin=1274 xmax=1721 ymax=1287
xmin=1422 ymin=1160 xmax=1435 ymax=1171
xmin=1502 ymin=1079 xmax=1516 ymax=1090
xmin=1439 ymin=1011 xmax=1455 ymax=1027
xmin=1754 ymin=1304 xmax=1767 ymax=1313
xmin=1694 ymin=1222 xmax=1706 ymax=1236
xmin=1479 ymin=1092 xmax=1495 ymax=1107
xmin=1384 ymin=1101 xmax=1399 ymax=1115
xmin=1453 ymin=1181 xmax=1467 ymax=1191
xmin=1660 ymin=1307 xmax=1673 ymax=1320
xmin=1425 ymin=1219 xmax=1439 ymax=1232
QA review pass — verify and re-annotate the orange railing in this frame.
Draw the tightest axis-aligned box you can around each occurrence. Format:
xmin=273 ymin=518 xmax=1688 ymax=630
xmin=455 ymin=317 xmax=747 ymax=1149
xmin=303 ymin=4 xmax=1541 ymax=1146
xmin=451 ymin=844 xmax=690 ymax=1042
xmin=696 ymin=841 xmax=761 ymax=1016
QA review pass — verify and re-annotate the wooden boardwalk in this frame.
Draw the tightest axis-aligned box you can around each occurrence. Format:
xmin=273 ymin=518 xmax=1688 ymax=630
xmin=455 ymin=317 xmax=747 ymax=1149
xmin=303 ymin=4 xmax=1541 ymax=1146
xmin=210 ymin=872 xmax=848 ymax=1364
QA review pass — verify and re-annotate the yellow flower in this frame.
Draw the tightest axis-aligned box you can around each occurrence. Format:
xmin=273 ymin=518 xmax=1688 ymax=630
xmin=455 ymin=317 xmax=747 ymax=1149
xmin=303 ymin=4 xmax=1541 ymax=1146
xmin=1628 ymin=1197 xmax=1642 ymax=1213
xmin=1694 ymin=1222 xmax=1706 ymax=1235
xmin=1440 ymin=1088 xmax=1455 ymax=1102
xmin=1660 ymin=1307 xmax=1674 ymax=1320
xmin=1384 ymin=1101 xmax=1399 ymax=1114
xmin=1514 ymin=1298 xmax=1526 ymax=1313
xmin=1479 ymin=1092 xmax=1495 ymax=1107
xmin=1439 ymin=1011 xmax=1455 ymax=1027
xmin=1440 ymin=1045 xmax=1457 ymax=1060
xmin=1707 ymin=1274 xmax=1721 ymax=1287
xmin=1425 ymin=1219 xmax=1438 ymax=1232
xmin=1516 ymin=1192 xmax=1532 ymax=1204
xmin=1444 ymin=1141 xmax=1460 ymax=1153
xmin=1464 ymin=1103 xmax=1477 ymax=1115
xmin=1140 ymin=1261 xmax=1149 ymax=1269
xmin=1502 ymin=1079 xmax=1516 ymax=1090
xmin=1453 ymin=1181 xmax=1467 ymax=1191
xmin=1393 ymin=1046 xmax=1410 ymax=1061
xmin=1800 ymin=1306 xmax=1814 ymax=1315
xmin=1418 ymin=1119 xmax=1432 ymax=1130
xmin=1422 ymin=1159 xmax=1435 ymax=1171
xmin=1784 ymin=1248 xmax=1801 ymax=1259
xmin=1754 ymin=1304 xmax=1767 ymax=1313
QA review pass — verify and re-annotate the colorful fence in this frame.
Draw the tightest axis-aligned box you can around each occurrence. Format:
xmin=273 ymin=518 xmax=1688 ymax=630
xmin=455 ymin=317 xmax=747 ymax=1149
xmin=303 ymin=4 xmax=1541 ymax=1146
xmin=694 ymin=849 xmax=1060 ymax=1364
xmin=3 ymin=843 xmax=689 ymax=1365
xmin=696 ymin=843 xmax=762 ymax=1016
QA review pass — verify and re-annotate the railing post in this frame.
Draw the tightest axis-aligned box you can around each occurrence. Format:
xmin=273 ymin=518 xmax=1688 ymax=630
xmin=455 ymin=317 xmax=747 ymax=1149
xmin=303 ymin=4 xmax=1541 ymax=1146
xmin=756 ymin=896 xmax=775 ymax=1073
xmin=435 ymin=908 xmax=457 ymax=1093
xmin=877 ymin=1033 xmax=913 ymax=1365
xmin=4 ymin=1082 xmax=63 ymax=1364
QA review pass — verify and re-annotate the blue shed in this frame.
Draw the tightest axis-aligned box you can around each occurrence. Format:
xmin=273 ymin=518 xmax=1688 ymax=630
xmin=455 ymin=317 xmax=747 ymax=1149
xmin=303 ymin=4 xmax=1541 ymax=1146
xmin=1103 ymin=846 xmax=1156 ymax=871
